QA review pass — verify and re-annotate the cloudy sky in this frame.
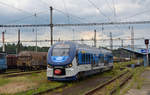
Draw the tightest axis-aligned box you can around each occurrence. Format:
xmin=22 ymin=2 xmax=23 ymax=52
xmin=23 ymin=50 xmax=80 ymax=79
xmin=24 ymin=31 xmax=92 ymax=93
xmin=0 ymin=0 xmax=150 ymax=48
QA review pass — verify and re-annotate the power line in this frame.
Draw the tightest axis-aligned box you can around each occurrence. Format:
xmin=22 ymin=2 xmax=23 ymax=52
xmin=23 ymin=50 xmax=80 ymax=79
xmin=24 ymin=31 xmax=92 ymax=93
xmin=39 ymin=0 xmax=50 ymax=7
xmin=0 ymin=20 xmax=150 ymax=27
xmin=112 ymin=0 xmax=116 ymax=17
xmin=120 ymin=9 xmax=150 ymax=21
xmin=39 ymin=0 xmax=87 ymax=23
xmin=54 ymin=8 xmax=88 ymax=23
xmin=4 ymin=10 xmax=49 ymax=24
xmin=0 ymin=1 xmax=32 ymax=15
xmin=2 ymin=37 xmax=144 ymax=43
xmin=0 ymin=1 xmax=50 ymax=24
xmin=105 ymin=0 xmax=114 ymax=14
xmin=87 ymin=0 xmax=111 ymax=21
xmin=62 ymin=0 xmax=70 ymax=24
xmin=87 ymin=0 xmax=123 ymax=33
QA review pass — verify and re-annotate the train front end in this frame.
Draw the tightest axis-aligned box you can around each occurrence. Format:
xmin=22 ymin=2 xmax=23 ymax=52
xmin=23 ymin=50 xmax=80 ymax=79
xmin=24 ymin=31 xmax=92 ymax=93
xmin=47 ymin=42 xmax=77 ymax=81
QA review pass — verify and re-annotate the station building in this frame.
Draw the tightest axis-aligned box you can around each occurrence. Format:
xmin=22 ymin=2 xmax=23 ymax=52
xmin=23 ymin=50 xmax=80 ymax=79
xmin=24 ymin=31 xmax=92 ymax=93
xmin=121 ymin=47 xmax=150 ymax=66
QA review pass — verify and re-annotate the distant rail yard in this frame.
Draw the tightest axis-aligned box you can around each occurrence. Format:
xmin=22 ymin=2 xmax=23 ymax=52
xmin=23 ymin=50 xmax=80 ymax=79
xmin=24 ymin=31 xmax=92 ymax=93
xmin=0 ymin=0 xmax=150 ymax=95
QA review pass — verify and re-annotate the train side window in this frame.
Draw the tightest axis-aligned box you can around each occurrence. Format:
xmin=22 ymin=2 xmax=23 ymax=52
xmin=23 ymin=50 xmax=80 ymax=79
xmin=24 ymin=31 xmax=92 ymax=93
xmin=81 ymin=53 xmax=86 ymax=64
xmin=100 ymin=55 xmax=104 ymax=63
xmin=77 ymin=52 xmax=82 ymax=65
xmin=76 ymin=54 xmax=79 ymax=64
xmin=104 ymin=55 xmax=109 ymax=64
xmin=90 ymin=54 xmax=93 ymax=64
xmin=86 ymin=53 xmax=90 ymax=64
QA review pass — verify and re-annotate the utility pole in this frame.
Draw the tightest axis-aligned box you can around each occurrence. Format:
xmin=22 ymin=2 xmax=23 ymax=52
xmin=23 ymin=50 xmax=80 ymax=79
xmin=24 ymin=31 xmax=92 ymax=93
xmin=94 ymin=30 xmax=97 ymax=47
xmin=73 ymin=29 xmax=75 ymax=41
xmin=101 ymin=25 xmax=104 ymax=47
xmin=50 ymin=6 xmax=53 ymax=46
xmin=130 ymin=26 xmax=134 ymax=50
xmin=35 ymin=28 xmax=37 ymax=52
xmin=110 ymin=32 xmax=113 ymax=50
xmin=34 ymin=13 xmax=38 ymax=52
xmin=58 ymin=38 xmax=61 ymax=42
xmin=17 ymin=29 xmax=20 ymax=54
xmin=2 ymin=31 xmax=5 ymax=52
xmin=121 ymin=39 xmax=124 ymax=47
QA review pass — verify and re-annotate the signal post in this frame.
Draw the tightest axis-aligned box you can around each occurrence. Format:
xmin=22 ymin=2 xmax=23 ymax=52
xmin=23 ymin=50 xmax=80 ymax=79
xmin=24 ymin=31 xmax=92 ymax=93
xmin=145 ymin=39 xmax=149 ymax=66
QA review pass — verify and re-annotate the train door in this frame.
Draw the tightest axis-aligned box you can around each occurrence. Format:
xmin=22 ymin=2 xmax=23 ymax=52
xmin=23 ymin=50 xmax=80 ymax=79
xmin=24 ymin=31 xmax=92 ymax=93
xmin=104 ymin=54 xmax=109 ymax=66
xmin=91 ymin=54 xmax=99 ymax=68
xmin=98 ymin=54 xmax=104 ymax=66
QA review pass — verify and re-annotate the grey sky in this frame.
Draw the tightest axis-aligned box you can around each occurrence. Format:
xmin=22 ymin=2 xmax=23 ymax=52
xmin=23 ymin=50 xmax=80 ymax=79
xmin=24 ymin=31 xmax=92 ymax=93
xmin=0 ymin=0 xmax=150 ymax=48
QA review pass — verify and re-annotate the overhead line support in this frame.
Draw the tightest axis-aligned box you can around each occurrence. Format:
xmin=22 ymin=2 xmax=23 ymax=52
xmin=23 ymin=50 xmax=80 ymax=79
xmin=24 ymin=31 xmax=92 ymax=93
xmin=50 ymin=6 xmax=53 ymax=46
xmin=0 ymin=21 xmax=150 ymax=28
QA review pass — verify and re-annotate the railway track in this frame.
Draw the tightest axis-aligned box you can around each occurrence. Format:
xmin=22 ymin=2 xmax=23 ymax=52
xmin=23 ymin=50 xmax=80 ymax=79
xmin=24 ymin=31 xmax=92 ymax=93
xmin=85 ymin=70 xmax=133 ymax=95
xmin=33 ymin=84 xmax=68 ymax=95
xmin=0 ymin=70 xmax=45 ymax=78
xmin=1 ymin=71 xmax=21 ymax=75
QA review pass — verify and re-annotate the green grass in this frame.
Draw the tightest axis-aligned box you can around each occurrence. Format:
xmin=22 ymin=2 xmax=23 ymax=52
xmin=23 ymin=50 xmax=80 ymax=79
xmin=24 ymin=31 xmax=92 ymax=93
xmin=120 ymin=66 xmax=147 ymax=95
xmin=15 ymin=82 xmax=64 ymax=95
xmin=0 ymin=71 xmax=65 ymax=95
xmin=0 ymin=78 xmax=10 ymax=86
xmin=113 ymin=59 xmax=143 ymax=70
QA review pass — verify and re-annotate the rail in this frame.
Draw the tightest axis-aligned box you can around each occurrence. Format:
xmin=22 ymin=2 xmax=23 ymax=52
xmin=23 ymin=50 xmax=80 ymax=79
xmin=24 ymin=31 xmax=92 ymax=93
xmin=85 ymin=70 xmax=132 ymax=95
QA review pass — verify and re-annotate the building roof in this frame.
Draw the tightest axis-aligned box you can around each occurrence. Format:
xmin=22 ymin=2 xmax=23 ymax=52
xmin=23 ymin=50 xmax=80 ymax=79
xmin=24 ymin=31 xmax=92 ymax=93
xmin=121 ymin=47 xmax=150 ymax=55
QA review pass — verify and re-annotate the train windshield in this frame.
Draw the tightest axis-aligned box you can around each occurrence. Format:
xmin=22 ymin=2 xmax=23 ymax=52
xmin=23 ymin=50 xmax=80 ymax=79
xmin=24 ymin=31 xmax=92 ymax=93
xmin=52 ymin=44 xmax=70 ymax=56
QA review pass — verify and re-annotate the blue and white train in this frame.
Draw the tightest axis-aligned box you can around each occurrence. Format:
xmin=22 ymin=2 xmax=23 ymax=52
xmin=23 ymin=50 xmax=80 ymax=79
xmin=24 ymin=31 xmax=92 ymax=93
xmin=47 ymin=42 xmax=113 ymax=81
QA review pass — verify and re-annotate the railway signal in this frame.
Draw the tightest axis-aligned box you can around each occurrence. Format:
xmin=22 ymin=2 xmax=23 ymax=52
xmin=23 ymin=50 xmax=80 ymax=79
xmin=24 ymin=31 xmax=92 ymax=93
xmin=145 ymin=39 xmax=149 ymax=66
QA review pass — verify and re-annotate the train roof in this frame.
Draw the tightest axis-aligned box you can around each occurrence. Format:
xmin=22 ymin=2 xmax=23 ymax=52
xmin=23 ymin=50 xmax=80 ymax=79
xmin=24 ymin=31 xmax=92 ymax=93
xmin=54 ymin=41 xmax=112 ymax=54
xmin=18 ymin=51 xmax=47 ymax=56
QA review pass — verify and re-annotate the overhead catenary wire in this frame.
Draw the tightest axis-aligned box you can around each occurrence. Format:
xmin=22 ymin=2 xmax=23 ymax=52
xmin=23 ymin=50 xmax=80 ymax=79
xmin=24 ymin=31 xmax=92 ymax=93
xmin=5 ymin=10 xmax=49 ymax=24
xmin=112 ymin=0 xmax=116 ymax=18
xmin=62 ymin=0 xmax=70 ymax=24
xmin=105 ymin=0 xmax=114 ymax=14
xmin=0 ymin=1 xmax=32 ymax=15
xmin=120 ymin=9 xmax=150 ymax=21
xmin=54 ymin=8 xmax=88 ymax=23
xmin=0 ymin=1 xmax=50 ymax=24
xmin=87 ymin=0 xmax=111 ymax=21
xmin=87 ymin=0 xmax=123 ymax=34
xmin=39 ymin=0 xmax=87 ymax=23
xmin=39 ymin=0 xmax=50 ymax=8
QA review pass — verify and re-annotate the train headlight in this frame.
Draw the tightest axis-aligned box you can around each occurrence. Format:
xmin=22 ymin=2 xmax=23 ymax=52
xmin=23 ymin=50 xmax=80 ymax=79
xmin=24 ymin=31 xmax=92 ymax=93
xmin=66 ymin=63 xmax=72 ymax=68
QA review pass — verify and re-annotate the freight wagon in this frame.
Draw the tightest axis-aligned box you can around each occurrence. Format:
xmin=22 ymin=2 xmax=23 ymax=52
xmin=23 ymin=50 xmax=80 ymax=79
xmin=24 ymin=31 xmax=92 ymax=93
xmin=17 ymin=51 xmax=47 ymax=71
xmin=7 ymin=54 xmax=18 ymax=69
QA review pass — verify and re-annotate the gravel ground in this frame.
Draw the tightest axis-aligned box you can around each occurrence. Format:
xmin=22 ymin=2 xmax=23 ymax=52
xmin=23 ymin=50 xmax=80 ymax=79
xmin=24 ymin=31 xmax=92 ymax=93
xmin=125 ymin=70 xmax=150 ymax=95
xmin=44 ymin=74 xmax=112 ymax=95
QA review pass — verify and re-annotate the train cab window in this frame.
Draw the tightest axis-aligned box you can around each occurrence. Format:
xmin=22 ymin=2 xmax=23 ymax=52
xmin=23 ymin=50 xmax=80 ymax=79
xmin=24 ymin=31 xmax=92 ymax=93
xmin=52 ymin=44 xmax=70 ymax=56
